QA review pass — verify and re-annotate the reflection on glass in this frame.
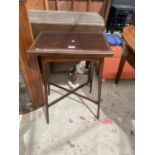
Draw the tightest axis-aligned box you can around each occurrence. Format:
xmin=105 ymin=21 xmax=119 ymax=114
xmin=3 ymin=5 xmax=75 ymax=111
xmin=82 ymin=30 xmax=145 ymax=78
xmin=19 ymin=70 xmax=33 ymax=114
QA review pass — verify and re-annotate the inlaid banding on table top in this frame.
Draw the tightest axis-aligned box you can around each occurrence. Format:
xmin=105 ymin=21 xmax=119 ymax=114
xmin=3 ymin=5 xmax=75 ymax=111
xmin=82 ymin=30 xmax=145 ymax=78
xmin=28 ymin=32 xmax=113 ymax=57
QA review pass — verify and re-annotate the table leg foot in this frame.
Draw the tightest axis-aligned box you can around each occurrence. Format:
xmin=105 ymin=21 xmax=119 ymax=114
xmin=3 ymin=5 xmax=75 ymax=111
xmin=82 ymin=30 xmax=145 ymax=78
xmin=46 ymin=106 xmax=49 ymax=124
xmin=89 ymin=82 xmax=92 ymax=93
xmin=96 ymin=109 xmax=100 ymax=119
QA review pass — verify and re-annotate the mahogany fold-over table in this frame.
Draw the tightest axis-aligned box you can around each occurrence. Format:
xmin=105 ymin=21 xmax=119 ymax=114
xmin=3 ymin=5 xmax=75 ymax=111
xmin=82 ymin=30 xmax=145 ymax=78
xmin=28 ymin=32 xmax=113 ymax=124
xmin=115 ymin=25 xmax=135 ymax=84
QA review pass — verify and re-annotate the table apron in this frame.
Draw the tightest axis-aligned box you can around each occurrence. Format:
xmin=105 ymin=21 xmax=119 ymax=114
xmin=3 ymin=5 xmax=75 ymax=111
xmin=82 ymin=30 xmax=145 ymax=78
xmin=40 ymin=56 xmax=105 ymax=62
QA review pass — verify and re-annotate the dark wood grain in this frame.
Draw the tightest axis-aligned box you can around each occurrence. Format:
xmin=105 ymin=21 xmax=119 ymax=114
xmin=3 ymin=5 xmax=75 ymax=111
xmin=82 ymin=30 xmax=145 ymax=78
xmin=115 ymin=25 xmax=135 ymax=84
xmin=28 ymin=30 xmax=113 ymax=123
xmin=28 ymin=32 xmax=113 ymax=57
xmin=20 ymin=0 xmax=26 ymax=2
xmin=123 ymin=25 xmax=135 ymax=68
xmin=31 ymin=23 xmax=105 ymax=38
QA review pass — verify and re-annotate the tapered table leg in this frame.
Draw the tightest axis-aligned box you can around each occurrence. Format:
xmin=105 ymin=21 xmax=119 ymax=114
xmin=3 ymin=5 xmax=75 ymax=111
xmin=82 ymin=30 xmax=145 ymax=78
xmin=88 ymin=61 xmax=94 ymax=93
xmin=97 ymin=58 xmax=104 ymax=119
xmin=115 ymin=45 xmax=128 ymax=84
xmin=47 ymin=63 xmax=50 ymax=95
xmin=41 ymin=59 xmax=49 ymax=124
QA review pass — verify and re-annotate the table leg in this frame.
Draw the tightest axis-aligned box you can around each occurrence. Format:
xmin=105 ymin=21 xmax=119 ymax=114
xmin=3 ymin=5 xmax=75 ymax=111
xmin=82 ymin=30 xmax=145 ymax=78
xmin=88 ymin=61 xmax=94 ymax=93
xmin=41 ymin=59 xmax=49 ymax=124
xmin=47 ymin=63 xmax=50 ymax=95
xmin=115 ymin=45 xmax=128 ymax=84
xmin=48 ymin=84 xmax=50 ymax=95
xmin=97 ymin=58 xmax=104 ymax=119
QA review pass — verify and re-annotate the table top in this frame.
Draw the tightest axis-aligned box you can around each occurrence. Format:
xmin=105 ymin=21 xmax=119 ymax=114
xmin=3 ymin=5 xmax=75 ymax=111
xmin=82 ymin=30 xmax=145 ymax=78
xmin=28 ymin=32 xmax=113 ymax=57
xmin=123 ymin=25 xmax=135 ymax=51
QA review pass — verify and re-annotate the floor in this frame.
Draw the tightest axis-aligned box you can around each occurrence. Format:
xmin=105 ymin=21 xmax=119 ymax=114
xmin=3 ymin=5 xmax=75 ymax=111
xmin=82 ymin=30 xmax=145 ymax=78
xmin=19 ymin=69 xmax=135 ymax=155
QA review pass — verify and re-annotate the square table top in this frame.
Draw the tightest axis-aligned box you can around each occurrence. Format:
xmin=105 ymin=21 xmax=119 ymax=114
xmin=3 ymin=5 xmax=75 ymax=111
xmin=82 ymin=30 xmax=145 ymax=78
xmin=27 ymin=32 xmax=113 ymax=57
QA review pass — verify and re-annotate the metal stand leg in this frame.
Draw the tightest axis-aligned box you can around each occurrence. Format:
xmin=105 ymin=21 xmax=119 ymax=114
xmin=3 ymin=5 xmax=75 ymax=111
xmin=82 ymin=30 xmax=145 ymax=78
xmin=97 ymin=58 xmax=104 ymax=119
xmin=41 ymin=59 xmax=49 ymax=124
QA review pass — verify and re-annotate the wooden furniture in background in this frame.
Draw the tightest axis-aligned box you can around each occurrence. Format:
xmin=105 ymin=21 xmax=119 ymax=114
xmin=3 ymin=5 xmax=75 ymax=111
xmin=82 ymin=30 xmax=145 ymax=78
xmin=27 ymin=0 xmax=111 ymax=26
xmin=19 ymin=0 xmax=45 ymax=108
xmin=95 ymin=46 xmax=135 ymax=80
xmin=115 ymin=25 xmax=135 ymax=83
xmin=29 ymin=10 xmax=105 ymax=38
xmin=28 ymin=32 xmax=113 ymax=123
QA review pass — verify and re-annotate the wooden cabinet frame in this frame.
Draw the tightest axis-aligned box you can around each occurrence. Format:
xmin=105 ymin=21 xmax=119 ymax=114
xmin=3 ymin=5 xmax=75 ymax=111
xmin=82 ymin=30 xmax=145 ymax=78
xmin=19 ymin=0 xmax=45 ymax=107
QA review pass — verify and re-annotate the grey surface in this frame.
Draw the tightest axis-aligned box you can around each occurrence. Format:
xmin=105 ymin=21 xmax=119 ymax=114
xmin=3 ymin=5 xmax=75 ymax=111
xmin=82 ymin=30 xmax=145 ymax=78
xmin=111 ymin=0 xmax=135 ymax=6
xmin=19 ymin=70 xmax=135 ymax=155
xmin=29 ymin=10 xmax=105 ymax=27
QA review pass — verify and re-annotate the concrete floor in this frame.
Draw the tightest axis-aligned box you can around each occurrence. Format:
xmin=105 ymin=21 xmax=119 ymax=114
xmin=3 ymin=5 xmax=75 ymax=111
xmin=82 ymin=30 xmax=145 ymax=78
xmin=19 ymin=71 xmax=135 ymax=155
